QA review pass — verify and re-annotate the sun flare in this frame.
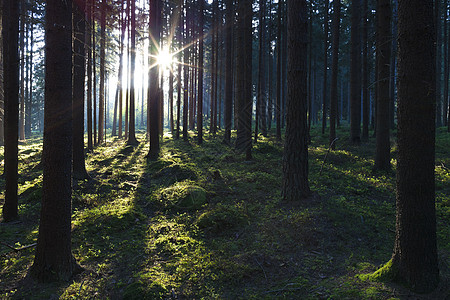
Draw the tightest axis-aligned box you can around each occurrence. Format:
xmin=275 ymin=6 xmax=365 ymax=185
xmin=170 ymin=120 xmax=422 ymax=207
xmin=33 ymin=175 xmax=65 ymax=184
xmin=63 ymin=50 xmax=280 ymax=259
xmin=157 ymin=48 xmax=175 ymax=68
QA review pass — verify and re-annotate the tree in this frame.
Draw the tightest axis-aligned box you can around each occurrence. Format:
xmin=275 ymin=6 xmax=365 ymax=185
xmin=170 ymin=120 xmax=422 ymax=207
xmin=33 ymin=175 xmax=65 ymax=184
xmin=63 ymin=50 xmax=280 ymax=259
xmin=127 ymin=0 xmax=138 ymax=145
xmin=223 ymin=0 xmax=233 ymax=144
xmin=31 ymin=0 xmax=81 ymax=281
xmin=197 ymin=0 xmax=204 ymax=145
xmin=374 ymin=0 xmax=392 ymax=171
xmin=282 ymin=0 xmax=310 ymax=201
xmin=379 ymin=0 xmax=439 ymax=292
xmin=0 ymin=6 xmax=4 ymax=147
xmin=350 ymin=0 xmax=362 ymax=143
xmin=2 ymin=0 xmax=20 ymax=222
xmin=321 ymin=0 xmax=329 ymax=135
xmin=86 ymin=0 xmax=93 ymax=151
xmin=329 ymin=0 xmax=340 ymax=150
xmin=19 ymin=0 xmax=25 ymax=142
xmin=275 ymin=0 xmax=282 ymax=140
xmin=98 ymin=0 xmax=106 ymax=145
xmin=72 ymin=0 xmax=89 ymax=180
xmin=148 ymin=0 xmax=161 ymax=159
xmin=361 ymin=0 xmax=369 ymax=140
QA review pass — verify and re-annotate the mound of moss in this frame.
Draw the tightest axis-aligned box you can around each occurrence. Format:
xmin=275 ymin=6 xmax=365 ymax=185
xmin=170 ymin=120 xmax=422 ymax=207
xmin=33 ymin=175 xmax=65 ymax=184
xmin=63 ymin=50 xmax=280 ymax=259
xmin=155 ymin=182 xmax=207 ymax=210
xmin=196 ymin=204 xmax=247 ymax=233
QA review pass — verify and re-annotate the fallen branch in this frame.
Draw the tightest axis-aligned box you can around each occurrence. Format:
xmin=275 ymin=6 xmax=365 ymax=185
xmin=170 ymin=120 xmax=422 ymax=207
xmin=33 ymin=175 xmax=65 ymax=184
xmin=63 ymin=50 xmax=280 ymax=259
xmin=439 ymin=162 xmax=449 ymax=173
xmin=319 ymin=138 xmax=339 ymax=175
xmin=0 ymin=242 xmax=37 ymax=256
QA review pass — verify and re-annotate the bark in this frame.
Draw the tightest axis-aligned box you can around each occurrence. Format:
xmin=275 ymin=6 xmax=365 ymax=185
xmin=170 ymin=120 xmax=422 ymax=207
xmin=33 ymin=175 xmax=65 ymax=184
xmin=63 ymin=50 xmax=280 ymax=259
xmin=329 ymin=0 xmax=340 ymax=150
xmin=72 ymin=0 xmax=89 ymax=180
xmin=86 ymin=0 xmax=93 ymax=151
xmin=0 ymin=5 xmax=4 ymax=147
xmin=197 ymin=0 xmax=204 ymax=144
xmin=235 ymin=0 xmax=252 ymax=160
xmin=256 ymin=0 xmax=267 ymax=142
xmin=322 ymin=0 xmax=329 ymax=135
xmin=350 ymin=0 xmax=362 ymax=143
xmin=374 ymin=0 xmax=391 ymax=171
xmin=31 ymin=0 xmax=80 ymax=281
xmin=25 ymin=10 xmax=32 ymax=138
xmin=2 ymin=0 xmax=20 ymax=221
xmin=390 ymin=0 xmax=439 ymax=292
xmin=223 ymin=0 xmax=233 ymax=144
xmin=436 ymin=0 xmax=442 ymax=127
xmin=182 ymin=0 xmax=189 ymax=141
xmin=127 ymin=0 xmax=138 ymax=145
xmin=148 ymin=0 xmax=161 ymax=159
xmin=19 ymin=0 xmax=25 ymax=141
xmin=276 ymin=0 xmax=282 ymax=140
xmin=98 ymin=0 xmax=106 ymax=144
xmin=361 ymin=0 xmax=369 ymax=140
xmin=282 ymin=0 xmax=311 ymax=200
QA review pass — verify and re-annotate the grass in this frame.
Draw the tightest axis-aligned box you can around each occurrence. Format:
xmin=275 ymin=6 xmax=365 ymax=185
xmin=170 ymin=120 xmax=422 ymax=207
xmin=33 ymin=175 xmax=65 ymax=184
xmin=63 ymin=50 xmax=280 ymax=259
xmin=0 ymin=126 xmax=449 ymax=299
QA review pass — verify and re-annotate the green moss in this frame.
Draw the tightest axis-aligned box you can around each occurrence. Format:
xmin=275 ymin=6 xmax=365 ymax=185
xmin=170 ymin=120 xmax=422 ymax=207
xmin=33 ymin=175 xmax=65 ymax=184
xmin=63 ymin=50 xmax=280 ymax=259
xmin=154 ymin=182 xmax=207 ymax=210
xmin=358 ymin=259 xmax=396 ymax=282
xmin=196 ymin=204 xmax=247 ymax=233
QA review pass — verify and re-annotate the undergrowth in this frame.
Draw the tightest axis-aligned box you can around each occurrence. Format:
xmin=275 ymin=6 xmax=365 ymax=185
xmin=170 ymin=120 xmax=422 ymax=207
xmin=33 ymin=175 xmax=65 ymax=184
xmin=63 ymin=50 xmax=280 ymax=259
xmin=0 ymin=126 xmax=449 ymax=299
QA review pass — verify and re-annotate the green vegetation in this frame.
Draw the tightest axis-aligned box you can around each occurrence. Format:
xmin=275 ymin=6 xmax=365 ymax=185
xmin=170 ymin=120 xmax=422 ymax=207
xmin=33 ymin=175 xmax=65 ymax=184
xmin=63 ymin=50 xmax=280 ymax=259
xmin=1 ymin=127 xmax=449 ymax=298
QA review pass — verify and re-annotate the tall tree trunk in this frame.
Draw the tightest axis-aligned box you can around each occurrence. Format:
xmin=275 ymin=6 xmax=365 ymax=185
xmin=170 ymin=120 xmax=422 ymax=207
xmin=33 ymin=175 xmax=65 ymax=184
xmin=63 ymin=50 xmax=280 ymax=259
xmin=388 ymin=0 xmax=439 ymax=292
xmin=223 ymin=0 xmax=233 ymax=144
xmin=25 ymin=10 xmax=32 ymax=138
xmin=2 ymin=0 xmax=20 ymax=221
xmin=72 ymin=1 xmax=89 ymax=180
xmin=282 ymin=0 xmax=311 ymax=201
xmin=19 ymin=0 xmax=25 ymax=141
xmin=436 ymin=0 xmax=443 ymax=127
xmin=329 ymin=0 xmax=340 ymax=150
xmin=86 ymin=0 xmax=93 ymax=151
xmin=148 ymin=0 xmax=161 ymax=159
xmin=444 ymin=0 xmax=449 ymax=127
xmin=31 ymin=0 xmax=80 ymax=281
xmin=112 ymin=2 xmax=125 ymax=137
xmin=276 ymin=0 xmax=282 ymax=140
xmin=93 ymin=19 xmax=97 ymax=146
xmin=182 ymin=0 xmax=189 ymax=141
xmin=0 ymin=6 xmax=3 ymax=147
xmin=322 ymin=0 xmax=329 ymax=135
xmin=98 ymin=0 xmax=106 ymax=144
xmin=374 ymin=0 xmax=392 ymax=171
xmin=128 ymin=0 xmax=138 ymax=145
xmin=362 ymin=0 xmax=369 ymax=140
xmin=350 ymin=0 xmax=362 ymax=143
xmin=389 ymin=1 xmax=398 ymax=130
xmin=197 ymin=0 xmax=204 ymax=144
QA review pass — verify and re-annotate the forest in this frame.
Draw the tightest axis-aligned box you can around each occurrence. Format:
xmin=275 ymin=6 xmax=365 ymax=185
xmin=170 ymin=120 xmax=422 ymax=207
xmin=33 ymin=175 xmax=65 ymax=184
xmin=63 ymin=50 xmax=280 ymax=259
xmin=0 ymin=0 xmax=449 ymax=298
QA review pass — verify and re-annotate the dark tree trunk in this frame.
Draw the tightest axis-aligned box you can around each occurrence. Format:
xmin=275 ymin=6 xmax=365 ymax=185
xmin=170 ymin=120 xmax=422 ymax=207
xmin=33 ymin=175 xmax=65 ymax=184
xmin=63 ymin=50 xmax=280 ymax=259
xmin=276 ymin=0 xmax=282 ymax=140
xmin=235 ymin=0 xmax=252 ymax=160
xmin=0 ymin=7 xmax=3 ymax=147
xmin=329 ymin=0 xmax=340 ymax=150
xmin=93 ymin=19 xmax=97 ymax=146
xmin=72 ymin=0 xmax=89 ymax=180
xmin=350 ymin=0 xmax=362 ymax=143
xmin=282 ymin=0 xmax=311 ymax=201
xmin=19 ymin=0 xmax=25 ymax=142
xmin=256 ymin=0 xmax=267 ymax=142
xmin=2 ymin=0 xmax=20 ymax=221
xmin=322 ymin=0 xmax=329 ymax=135
xmin=361 ymin=0 xmax=369 ymax=140
xmin=127 ymin=0 xmax=138 ymax=145
xmin=388 ymin=0 xmax=439 ymax=292
xmin=112 ymin=1 xmax=125 ymax=137
xmin=374 ymin=0 xmax=392 ymax=171
xmin=25 ymin=10 xmax=32 ymax=139
xmin=98 ymin=0 xmax=106 ymax=144
xmin=223 ymin=0 xmax=233 ymax=144
xmin=86 ymin=0 xmax=93 ymax=151
xmin=390 ymin=1 xmax=398 ymax=130
xmin=31 ymin=0 xmax=80 ymax=281
xmin=436 ymin=0 xmax=442 ymax=127
xmin=148 ymin=0 xmax=161 ymax=159
xmin=444 ymin=0 xmax=449 ymax=127
xmin=197 ymin=0 xmax=204 ymax=145
xmin=183 ymin=1 xmax=189 ymax=141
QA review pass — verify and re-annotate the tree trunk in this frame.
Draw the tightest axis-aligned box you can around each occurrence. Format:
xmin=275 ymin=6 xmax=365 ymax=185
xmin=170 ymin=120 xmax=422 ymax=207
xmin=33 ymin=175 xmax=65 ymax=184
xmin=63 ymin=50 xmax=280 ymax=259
xmin=183 ymin=0 xmax=189 ymax=141
xmin=350 ymin=0 xmax=362 ymax=143
xmin=282 ymin=0 xmax=311 ymax=201
xmin=197 ymin=0 xmax=204 ymax=144
xmin=98 ymin=0 xmax=106 ymax=144
xmin=148 ymin=0 xmax=161 ymax=159
xmin=436 ymin=0 xmax=443 ymax=127
xmin=0 ymin=5 xmax=4 ymax=147
xmin=329 ymin=0 xmax=340 ymax=150
xmin=19 ymin=0 xmax=25 ymax=141
xmin=223 ymin=0 xmax=233 ymax=144
xmin=86 ymin=0 xmax=93 ymax=151
xmin=235 ymin=0 xmax=252 ymax=160
xmin=127 ymin=0 xmax=138 ymax=145
xmin=2 ymin=0 xmax=20 ymax=221
xmin=256 ymin=0 xmax=267 ymax=142
xmin=276 ymin=0 xmax=282 ymax=140
xmin=374 ymin=0 xmax=392 ymax=171
xmin=31 ymin=0 xmax=80 ymax=281
xmin=72 ymin=1 xmax=89 ymax=180
xmin=322 ymin=0 xmax=329 ymax=135
xmin=389 ymin=0 xmax=439 ymax=292
xmin=361 ymin=0 xmax=369 ymax=140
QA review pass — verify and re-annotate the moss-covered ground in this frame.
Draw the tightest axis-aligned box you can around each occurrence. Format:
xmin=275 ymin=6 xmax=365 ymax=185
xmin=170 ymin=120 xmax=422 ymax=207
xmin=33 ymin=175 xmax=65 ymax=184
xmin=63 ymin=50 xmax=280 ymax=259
xmin=0 ymin=126 xmax=449 ymax=299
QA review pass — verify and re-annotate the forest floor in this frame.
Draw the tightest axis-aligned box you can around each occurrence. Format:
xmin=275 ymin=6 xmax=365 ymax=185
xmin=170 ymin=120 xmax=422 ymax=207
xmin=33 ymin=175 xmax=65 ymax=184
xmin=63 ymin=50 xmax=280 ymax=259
xmin=0 ymin=126 xmax=449 ymax=299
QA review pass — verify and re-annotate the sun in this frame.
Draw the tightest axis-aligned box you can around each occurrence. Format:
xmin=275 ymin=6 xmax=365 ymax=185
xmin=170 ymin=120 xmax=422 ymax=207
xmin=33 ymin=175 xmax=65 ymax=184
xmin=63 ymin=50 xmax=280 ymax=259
xmin=157 ymin=48 xmax=175 ymax=69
